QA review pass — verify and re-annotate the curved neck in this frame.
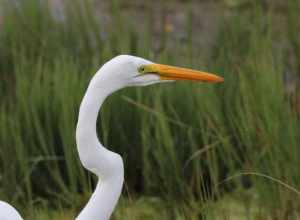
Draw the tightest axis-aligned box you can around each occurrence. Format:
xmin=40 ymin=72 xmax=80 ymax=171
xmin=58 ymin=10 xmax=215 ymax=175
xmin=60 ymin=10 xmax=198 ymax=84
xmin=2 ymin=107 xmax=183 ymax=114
xmin=76 ymin=74 xmax=124 ymax=220
xmin=76 ymin=79 xmax=113 ymax=146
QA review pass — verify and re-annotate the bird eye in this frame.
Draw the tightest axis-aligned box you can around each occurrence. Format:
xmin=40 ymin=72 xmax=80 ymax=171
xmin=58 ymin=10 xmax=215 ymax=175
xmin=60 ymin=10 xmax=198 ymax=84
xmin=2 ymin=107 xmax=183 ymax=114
xmin=139 ymin=66 xmax=146 ymax=73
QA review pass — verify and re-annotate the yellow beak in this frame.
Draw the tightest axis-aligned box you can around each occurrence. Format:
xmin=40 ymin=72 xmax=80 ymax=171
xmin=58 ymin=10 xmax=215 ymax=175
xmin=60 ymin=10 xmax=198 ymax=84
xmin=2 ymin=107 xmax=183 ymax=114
xmin=142 ymin=63 xmax=224 ymax=83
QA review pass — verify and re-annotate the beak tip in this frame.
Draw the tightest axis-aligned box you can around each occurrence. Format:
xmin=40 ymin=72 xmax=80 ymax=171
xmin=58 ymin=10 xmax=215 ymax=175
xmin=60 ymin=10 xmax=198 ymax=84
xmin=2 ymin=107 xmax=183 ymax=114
xmin=216 ymin=76 xmax=224 ymax=83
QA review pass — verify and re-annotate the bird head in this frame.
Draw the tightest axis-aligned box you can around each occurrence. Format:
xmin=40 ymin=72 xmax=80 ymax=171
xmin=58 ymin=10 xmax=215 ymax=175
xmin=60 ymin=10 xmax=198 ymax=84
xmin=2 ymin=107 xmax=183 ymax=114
xmin=94 ymin=55 xmax=223 ymax=89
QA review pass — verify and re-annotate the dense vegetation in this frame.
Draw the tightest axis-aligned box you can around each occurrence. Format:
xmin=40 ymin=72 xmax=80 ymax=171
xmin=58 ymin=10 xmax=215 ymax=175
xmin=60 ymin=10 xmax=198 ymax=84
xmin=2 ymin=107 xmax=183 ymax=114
xmin=0 ymin=0 xmax=299 ymax=219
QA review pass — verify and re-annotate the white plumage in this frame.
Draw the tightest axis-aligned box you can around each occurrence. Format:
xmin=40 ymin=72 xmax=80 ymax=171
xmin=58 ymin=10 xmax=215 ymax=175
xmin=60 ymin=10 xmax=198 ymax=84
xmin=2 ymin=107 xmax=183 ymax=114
xmin=0 ymin=201 xmax=23 ymax=220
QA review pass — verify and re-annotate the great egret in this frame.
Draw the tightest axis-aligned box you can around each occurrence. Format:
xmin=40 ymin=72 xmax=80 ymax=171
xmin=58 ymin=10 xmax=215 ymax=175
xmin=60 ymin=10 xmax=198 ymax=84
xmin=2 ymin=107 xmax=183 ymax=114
xmin=0 ymin=55 xmax=223 ymax=220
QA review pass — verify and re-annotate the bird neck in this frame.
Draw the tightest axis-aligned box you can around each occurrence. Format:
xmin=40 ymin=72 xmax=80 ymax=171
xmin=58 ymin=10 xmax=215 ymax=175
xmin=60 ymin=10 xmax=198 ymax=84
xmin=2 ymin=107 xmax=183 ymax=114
xmin=76 ymin=78 xmax=113 ymax=147
xmin=76 ymin=74 xmax=124 ymax=220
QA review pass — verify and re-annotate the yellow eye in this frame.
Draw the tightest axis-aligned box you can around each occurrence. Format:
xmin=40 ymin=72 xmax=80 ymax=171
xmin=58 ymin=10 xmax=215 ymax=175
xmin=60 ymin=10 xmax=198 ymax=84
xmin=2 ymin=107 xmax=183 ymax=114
xmin=139 ymin=66 xmax=146 ymax=73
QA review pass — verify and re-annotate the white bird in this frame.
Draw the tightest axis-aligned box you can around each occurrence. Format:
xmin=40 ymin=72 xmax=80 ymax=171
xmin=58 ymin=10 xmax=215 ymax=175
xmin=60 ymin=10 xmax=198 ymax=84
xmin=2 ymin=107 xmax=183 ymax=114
xmin=0 ymin=55 xmax=223 ymax=220
xmin=0 ymin=201 xmax=23 ymax=220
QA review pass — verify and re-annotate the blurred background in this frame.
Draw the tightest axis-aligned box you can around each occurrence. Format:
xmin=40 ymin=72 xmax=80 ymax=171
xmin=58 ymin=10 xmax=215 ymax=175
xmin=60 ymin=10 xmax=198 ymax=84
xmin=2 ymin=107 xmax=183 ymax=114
xmin=0 ymin=0 xmax=300 ymax=219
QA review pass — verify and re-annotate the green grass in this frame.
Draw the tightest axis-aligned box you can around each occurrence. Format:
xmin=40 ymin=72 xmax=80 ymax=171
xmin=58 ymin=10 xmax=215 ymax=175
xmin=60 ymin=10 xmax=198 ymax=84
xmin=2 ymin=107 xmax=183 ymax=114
xmin=0 ymin=0 xmax=300 ymax=219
